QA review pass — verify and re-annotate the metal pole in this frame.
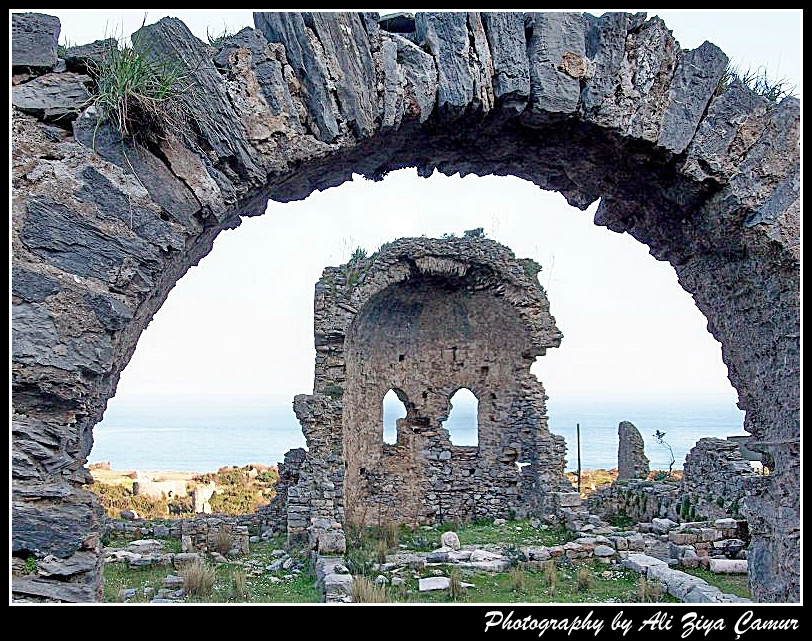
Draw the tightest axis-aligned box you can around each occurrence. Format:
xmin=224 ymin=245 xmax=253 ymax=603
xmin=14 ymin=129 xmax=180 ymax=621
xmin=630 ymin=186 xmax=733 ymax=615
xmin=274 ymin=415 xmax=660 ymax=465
xmin=576 ymin=423 xmax=582 ymax=495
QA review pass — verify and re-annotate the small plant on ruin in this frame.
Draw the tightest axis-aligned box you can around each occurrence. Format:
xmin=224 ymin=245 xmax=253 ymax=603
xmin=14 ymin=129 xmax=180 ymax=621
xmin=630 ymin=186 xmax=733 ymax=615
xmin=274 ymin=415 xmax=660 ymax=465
xmin=213 ymin=529 xmax=233 ymax=555
xmin=350 ymin=576 xmax=388 ymax=603
xmin=85 ymin=23 xmax=191 ymax=142
xmin=180 ymin=559 xmax=216 ymax=598
xmin=231 ymin=569 xmax=248 ymax=601
xmin=206 ymin=24 xmax=237 ymax=48
xmin=23 ymin=556 xmax=37 ymax=575
xmin=509 ymin=566 xmax=527 ymax=593
xmin=448 ymin=570 xmax=464 ymax=601
xmin=715 ymin=64 xmax=796 ymax=103
xmin=350 ymin=246 xmax=368 ymax=263
xmin=653 ymin=430 xmax=676 ymax=476
xmin=577 ymin=566 xmax=594 ymax=592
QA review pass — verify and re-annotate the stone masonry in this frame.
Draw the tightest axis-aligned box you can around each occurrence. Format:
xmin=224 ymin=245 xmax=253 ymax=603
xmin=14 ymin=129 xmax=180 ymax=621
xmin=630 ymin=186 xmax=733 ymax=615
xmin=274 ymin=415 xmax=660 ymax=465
xmin=289 ymin=236 xmax=571 ymax=547
xmin=617 ymin=421 xmax=649 ymax=480
xmin=590 ymin=436 xmax=762 ymax=524
xmin=11 ymin=12 xmax=799 ymax=601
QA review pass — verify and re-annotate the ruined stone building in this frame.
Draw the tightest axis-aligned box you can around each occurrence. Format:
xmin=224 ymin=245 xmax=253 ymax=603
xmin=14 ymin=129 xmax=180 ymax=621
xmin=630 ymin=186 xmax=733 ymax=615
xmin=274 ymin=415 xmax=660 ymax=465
xmin=12 ymin=10 xmax=798 ymax=602
xmin=273 ymin=236 xmax=573 ymax=551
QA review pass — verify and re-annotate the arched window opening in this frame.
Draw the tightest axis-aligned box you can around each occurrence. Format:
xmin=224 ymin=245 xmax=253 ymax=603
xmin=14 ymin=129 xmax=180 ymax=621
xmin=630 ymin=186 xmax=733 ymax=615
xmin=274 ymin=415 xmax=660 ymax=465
xmin=444 ymin=388 xmax=479 ymax=446
xmin=383 ymin=389 xmax=407 ymax=444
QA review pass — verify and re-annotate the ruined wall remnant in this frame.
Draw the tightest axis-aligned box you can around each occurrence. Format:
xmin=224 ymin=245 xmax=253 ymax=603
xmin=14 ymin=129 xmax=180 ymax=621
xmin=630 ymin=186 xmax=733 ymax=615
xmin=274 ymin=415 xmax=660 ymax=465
xmin=617 ymin=421 xmax=650 ymax=480
xmin=11 ymin=11 xmax=798 ymax=601
xmin=590 ymin=435 xmax=762 ymax=525
xmin=682 ymin=437 xmax=762 ymax=521
xmin=289 ymin=236 xmax=571 ymax=536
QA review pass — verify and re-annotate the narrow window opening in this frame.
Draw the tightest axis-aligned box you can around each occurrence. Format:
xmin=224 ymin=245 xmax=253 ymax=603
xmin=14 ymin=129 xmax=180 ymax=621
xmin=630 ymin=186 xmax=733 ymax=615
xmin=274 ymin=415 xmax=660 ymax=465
xmin=443 ymin=388 xmax=479 ymax=446
xmin=383 ymin=388 xmax=407 ymax=444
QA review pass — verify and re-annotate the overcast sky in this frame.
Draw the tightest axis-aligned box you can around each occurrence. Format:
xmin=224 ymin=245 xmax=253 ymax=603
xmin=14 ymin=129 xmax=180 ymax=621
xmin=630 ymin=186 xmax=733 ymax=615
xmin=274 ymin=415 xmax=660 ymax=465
xmin=22 ymin=9 xmax=802 ymax=406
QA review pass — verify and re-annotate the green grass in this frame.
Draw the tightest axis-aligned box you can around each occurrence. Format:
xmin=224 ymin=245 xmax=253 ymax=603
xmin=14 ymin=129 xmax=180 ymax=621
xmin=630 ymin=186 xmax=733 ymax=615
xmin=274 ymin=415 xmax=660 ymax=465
xmin=102 ymin=537 xmax=321 ymax=603
xmin=400 ymin=519 xmax=575 ymax=551
xmin=395 ymin=562 xmax=679 ymax=603
xmin=680 ymin=566 xmax=751 ymax=599
xmin=85 ymin=32 xmax=190 ymax=140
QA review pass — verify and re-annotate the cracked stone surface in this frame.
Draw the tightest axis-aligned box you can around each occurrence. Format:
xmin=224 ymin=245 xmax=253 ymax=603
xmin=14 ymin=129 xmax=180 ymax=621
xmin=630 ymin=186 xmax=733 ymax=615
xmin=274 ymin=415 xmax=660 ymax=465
xmin=11 ymin=11 xmax=799 ymax=602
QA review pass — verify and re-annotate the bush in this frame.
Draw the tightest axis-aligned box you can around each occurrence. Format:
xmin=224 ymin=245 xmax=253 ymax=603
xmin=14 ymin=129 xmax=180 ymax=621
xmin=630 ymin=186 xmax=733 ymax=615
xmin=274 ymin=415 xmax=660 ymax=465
xmin=543 ymin=559 xmax=557 ymax=596
xmin=350 ymin=577 xmax=388 ymax=603
xmin=637 ymin=575 xmax=665 ymax=603
xmin=577 ymin=567 xmax=593 ymax=592
xmin=231 ymin=569 xmax=248 ymax=601
xmin=345 ymin=547 xmax=375 ymax=577
xmin=509 ymin=566 xmax=526 ymax=593
xmin=180 ymin=560 xmax=216 ymax=598
xmin=212 ymin=529 xmax=233 ymax=555
xmin=448 ymin=570 xmax=464 ymax=601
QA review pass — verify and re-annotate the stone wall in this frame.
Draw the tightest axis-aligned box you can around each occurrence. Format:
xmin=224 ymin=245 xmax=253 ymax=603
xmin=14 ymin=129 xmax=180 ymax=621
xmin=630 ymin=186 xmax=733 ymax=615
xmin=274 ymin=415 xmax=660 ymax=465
xmin=289 ymin=236 xmax=572 ymax=550
xmin=589 ymin=436 xmax=762 ymax=524
xmin=681 ymin=437 xmax=761 ymax=521
xmin=259 ymin=447 xmax=306 ymax=533
xmin=588 ymin=479 xmax=682 ymax=523
xmin=11 ymin=11 xmax=799 ymax=601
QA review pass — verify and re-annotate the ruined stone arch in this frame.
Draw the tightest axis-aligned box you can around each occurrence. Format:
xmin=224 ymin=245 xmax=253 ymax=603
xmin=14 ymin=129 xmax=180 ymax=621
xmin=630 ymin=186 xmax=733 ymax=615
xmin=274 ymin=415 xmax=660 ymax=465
xmin=11 ymin=11 xmax=799 ymax=602
xmin=302 ymin=236 xmax=568 ymax=529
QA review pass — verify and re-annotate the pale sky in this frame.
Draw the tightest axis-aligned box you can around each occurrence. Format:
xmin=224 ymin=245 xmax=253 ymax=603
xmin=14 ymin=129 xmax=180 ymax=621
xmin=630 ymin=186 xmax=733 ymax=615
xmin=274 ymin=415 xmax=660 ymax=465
xmin=20 ymin=9 xmax=802 ymax=407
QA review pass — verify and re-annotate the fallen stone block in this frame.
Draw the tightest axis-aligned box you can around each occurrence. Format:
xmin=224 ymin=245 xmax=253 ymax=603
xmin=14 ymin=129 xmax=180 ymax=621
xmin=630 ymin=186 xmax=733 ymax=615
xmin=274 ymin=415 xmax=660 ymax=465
xmin=709 ymin=558 xmax=748 ymax=574
xmin=622 ymin=553 xmax=668 ymax=574
xmin=419 ymin=576 xmax=450 ymax=591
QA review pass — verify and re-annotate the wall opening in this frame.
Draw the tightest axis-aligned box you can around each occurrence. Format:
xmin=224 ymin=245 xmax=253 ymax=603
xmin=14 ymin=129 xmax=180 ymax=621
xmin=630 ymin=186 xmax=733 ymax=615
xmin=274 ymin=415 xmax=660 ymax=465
xmin=444 ymin=388 xmax=479 ymax=446
xmin=382 ymin=388 xmax=407 ymax=445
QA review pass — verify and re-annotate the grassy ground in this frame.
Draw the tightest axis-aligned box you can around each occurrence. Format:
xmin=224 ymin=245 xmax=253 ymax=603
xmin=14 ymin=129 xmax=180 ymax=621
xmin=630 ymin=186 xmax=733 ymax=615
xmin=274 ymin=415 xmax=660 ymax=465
xmin=371 ymin=561 xmax=679 ymax=604
xmin=399 ymin=519 xmax=575 ymax=551
xmin=680 ymin=566 xmax=751 ymax=599
xmin=102 ymin=537 xmax=321 ymax=603
xmin=104 ymin=518 xmax=740 ymax=604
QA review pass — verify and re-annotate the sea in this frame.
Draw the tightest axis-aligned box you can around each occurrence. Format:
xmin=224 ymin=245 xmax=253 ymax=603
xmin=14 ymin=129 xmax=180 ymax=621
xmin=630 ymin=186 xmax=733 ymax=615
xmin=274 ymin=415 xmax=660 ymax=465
xmin=88 ymin=394 xmax=748 ymax=473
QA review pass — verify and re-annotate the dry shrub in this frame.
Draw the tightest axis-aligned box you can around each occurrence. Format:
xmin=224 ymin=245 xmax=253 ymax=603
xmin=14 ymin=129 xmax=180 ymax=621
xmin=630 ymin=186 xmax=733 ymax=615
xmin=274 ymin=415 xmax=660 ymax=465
xmin=180 ymin=559 xmax=216 ymax=598
xmin=449 ymin=570 xmax=464 ymax=601
xmin=212 ymin=529 xmax=233 ymax=555
xmin=543 ymin=559 xmax=557 ymax=596
xmin=510 ymin=566 xmax=526 ymax=593
xmin=382 ymin=521 xmax=399 ymax=548
xmin=350 ymin=576 xmax=388 ymax=603
xmin=577 ymin=567 xmax=593 ymax=592
xmin=637 ymin=575 xmax=665 ymax=602
xmin=231 ymin=569 xmax=248 ymax=601
xmin=376 ymin=539 xmax=388 ymax=565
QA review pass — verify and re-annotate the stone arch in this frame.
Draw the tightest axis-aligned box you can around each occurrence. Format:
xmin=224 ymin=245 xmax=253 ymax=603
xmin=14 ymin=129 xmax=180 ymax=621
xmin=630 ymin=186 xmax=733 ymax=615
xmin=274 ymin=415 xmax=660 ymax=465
xmin=11 ymin=11 xmax=798 ymax=602
xmin=442 ymin=387 xmax=480 ymax=447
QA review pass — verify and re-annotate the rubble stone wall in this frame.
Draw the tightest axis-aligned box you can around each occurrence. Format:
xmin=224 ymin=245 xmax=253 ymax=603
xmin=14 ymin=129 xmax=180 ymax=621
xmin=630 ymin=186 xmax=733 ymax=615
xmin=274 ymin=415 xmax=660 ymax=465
xmin=11 ymin=11 xmax=799 ymax=601
xmin=296 ymin=237 xmax=571 ymax=530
